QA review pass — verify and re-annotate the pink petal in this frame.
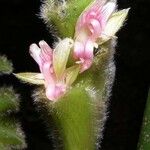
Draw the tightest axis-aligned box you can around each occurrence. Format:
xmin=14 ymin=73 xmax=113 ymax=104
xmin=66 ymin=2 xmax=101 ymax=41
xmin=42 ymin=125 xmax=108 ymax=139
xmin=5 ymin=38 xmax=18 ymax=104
xmin=29 ymin=40 xmax=69 ymax=101
xmin=88 ymin=18 xmax=101 ymax=38
xmin=45 ymin=83 xmax=66 ymax=101
xmin=39 ymin=40 xmax=53 ymax=62
xmin=80 ymin=59 xmax=93 ymax=73
xmin=30 ymin=41 xmax=54 ymax=73
xmin=29 ymin=43 xmax=42 ymax=66
xmin=73 ymin=0 xmax=116 ymax=72
xmin=55 ymin=84 xmax=67 ymax=98
xmin=45 ymin=84 xmax=56 ymax=101
xmin=84 ymin=39 xmax=94 ymax=59
xmin=75 ymin=0 xmax=116 ymax=37
xmin=42 ymin=62 xmax=55 ymax=86
xmin=73 ymin=41 xmax=84 ymax=59
xmin=101 ymin=1 xmax=116 ymax=19
xmin=99 ymin=1 xmax=116 ymax=29
xmin=75 ymin=0 xmax=105 ymax=35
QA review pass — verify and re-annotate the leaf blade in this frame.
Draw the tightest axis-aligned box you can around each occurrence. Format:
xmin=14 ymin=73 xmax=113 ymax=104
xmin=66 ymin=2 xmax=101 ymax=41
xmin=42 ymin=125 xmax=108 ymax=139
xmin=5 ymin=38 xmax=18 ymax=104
xmin=65 ymin=65 xmax=80 ymax=85
xmin=14 ymin=72 xmax=45 ymax=85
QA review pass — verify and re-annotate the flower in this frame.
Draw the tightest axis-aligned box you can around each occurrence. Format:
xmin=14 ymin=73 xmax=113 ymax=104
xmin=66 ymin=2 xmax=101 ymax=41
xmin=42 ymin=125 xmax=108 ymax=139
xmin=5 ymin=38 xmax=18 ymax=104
xmin=73 ymin=0 xmax=116 ymax=72
xmin=14 ymin=0 xmax=129 ymax=101
xmin=29 ymin=38 xmax=79 ymax=101
xmin=73 ymin=0 xmax=129 ymax=72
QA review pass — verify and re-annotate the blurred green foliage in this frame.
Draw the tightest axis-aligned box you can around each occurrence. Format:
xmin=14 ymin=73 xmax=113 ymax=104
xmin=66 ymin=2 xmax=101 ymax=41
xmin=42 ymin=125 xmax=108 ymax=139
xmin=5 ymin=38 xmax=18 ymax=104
xmin=0 ymin=56 xmax=13 ymax=74
xmin=0 ymin=56 xmax=26 ymax=149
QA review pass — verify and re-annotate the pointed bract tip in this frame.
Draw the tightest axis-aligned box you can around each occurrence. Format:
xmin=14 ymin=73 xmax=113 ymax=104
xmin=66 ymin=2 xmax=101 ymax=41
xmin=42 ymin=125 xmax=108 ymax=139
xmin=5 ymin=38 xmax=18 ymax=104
xmin=64 ymin=38 xmax=74 ymax=48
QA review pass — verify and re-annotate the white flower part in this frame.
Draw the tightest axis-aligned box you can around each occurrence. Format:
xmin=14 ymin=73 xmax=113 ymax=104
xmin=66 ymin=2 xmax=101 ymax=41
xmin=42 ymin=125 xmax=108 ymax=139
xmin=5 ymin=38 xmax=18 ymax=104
xmin=29 ymin=44 xmax=42 ymax=66
xmin=100 ymin=8 xmax=130 ymax=44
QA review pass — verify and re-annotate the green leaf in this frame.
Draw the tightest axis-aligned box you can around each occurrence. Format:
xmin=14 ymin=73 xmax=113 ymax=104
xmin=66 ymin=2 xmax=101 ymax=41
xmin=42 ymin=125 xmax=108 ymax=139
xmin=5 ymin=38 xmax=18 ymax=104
xmin=14 ymin=72 xmax=45 ymax=85
xmin=0 ymin=87 xmax=19 ymax=113
xmin=65 ymin=65 xmax=80 ymax=85
xmin=0 ymin=118 xmax=26 ymax=148
xmin=53 ymin=38 xmax=73 ymax=79
xmin=100 ymin=8 xmax=130 ymax=44
xmin=0 ymin=87 xmax=26 ymax=149
xmin=0 ymin=55 xmax=13 ymax=74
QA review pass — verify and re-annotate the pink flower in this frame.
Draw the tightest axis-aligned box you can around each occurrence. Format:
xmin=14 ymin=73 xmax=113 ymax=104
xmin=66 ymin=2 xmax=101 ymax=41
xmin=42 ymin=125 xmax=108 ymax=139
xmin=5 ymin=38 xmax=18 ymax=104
xmin=29 ymin=39 xmax=79 ymax=101
xmin=73 ymin=0 xmax=116 ymax=72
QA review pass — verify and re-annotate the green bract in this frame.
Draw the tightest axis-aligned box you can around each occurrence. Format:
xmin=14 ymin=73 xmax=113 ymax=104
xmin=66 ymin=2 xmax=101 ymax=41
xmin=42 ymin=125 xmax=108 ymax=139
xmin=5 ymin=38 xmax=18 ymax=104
xmin=99 ymin=8 xmax=130 ymax=44
xmin=41 ymin=0 xmax=93 ymax=37
xmin=14 ymin=73 xmax=45 ymax=85
xmin=53 ymin=38 xmax=73 ymax=78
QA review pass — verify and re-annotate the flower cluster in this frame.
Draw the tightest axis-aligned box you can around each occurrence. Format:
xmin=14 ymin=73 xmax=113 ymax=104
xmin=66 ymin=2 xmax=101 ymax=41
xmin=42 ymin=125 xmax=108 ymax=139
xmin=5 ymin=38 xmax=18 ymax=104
xmin=73 ymin=0 xmax=116 ymax=72
xmin=29 ymin=39 xmax=79 ymax=101
xmin=16 ymin=0 xmax=129 ymax=101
